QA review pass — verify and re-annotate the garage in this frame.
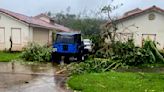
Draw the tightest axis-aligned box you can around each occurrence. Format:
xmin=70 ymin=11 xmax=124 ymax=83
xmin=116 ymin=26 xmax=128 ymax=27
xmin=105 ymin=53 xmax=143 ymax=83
xmin=33 ymin=27 xmax=49 ymax=45
xmin=0 ymin=28 xmax=5 ymax=50
xmin=11 ymin=28 xmax=21 ymax=44
xmin=11 ymin=28 xmax=22 ymax=51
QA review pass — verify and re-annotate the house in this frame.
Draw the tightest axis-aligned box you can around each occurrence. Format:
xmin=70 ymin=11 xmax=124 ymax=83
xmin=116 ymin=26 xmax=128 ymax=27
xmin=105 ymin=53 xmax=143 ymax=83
xmin=0 ymin=8 xmax=72 ymax=51
xmin=106 ymin=5 xmax=164 ymax=49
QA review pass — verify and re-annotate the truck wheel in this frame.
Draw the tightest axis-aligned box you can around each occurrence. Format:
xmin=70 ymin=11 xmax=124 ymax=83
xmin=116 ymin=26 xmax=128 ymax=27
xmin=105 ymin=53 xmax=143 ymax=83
xmin=64 ymin=56 xmax=70 ymax=64
xmin=52 ymin=53 xmax=61 ymax=63
xmin=77 ymin=55 xmax=85 ymax=61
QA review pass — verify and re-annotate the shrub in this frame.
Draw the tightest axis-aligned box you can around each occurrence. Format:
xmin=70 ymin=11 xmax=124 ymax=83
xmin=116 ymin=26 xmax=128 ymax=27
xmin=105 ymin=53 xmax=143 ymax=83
xmin=20 ymin=43 xmax=52 ymax=62
xmin=112 ymin=39 xmax=157 ymax=65
xmin=95 ymin=39 xmax=163 ymax=66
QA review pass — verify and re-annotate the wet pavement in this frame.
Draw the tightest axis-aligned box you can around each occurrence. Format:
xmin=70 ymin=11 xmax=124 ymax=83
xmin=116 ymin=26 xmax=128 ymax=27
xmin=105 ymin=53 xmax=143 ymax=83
xmin=0 ymin=62 xmax=70 ymax=92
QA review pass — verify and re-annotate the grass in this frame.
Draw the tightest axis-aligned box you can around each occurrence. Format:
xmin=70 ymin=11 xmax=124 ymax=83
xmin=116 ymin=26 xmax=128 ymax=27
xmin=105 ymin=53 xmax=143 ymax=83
xmin=67 ymin=71 xmax=164 ymax=92
xmin=0 ymin=51 xmax=21 ymax=62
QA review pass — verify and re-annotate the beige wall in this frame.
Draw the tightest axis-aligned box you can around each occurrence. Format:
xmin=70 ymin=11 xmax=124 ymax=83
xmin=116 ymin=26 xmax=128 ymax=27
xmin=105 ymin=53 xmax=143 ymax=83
xmin=0 ymin=12 xmax=30 ymax=51
xmin=107 ymin=11 xmax=164 ymax=49
xmin=33 ymin=27 xmax=52 ymax=45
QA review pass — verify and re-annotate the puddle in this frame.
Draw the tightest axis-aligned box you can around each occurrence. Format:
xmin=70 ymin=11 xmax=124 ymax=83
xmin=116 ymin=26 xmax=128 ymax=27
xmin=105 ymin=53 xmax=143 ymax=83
xmin=0 ymin=62 xmax=70 ymax=92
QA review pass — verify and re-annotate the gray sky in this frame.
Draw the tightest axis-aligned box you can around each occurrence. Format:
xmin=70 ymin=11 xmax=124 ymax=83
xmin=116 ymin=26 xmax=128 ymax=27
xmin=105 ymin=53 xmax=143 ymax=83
xmin=0 ymin=0 xmax=164 ymax=16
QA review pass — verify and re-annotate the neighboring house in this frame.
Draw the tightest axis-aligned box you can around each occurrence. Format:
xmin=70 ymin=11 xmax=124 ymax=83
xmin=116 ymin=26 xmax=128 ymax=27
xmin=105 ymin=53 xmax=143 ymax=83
xmin=106 ymin=5 xmax=164 ymax=49
xmin=0 ymin=8 xmax=72 ymax=51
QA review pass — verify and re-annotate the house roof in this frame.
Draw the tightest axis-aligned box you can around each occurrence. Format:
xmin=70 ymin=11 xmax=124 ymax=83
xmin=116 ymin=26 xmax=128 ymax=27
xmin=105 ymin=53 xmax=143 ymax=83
xmin=123 ymin=8 xmax=142 ymax=16
xmin=0 ymin=8 xmax=72 ymax=32
xmin=34 ymin=13 xmax=50 ymax=19
xmin=107 ymin=5 xmax=164 ymax=26
xmin=54 ymin=23 xmax=75 ymax=32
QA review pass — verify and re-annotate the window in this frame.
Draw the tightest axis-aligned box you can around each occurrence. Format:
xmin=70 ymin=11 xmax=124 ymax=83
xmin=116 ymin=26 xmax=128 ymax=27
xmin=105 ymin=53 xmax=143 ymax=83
xmin=142 ymin=34 xmax=156 ymax=46
xmin=117 ymin=32 xmax=133 ymax=42
xmin=142 ymin=34 xmax=156 ymax=41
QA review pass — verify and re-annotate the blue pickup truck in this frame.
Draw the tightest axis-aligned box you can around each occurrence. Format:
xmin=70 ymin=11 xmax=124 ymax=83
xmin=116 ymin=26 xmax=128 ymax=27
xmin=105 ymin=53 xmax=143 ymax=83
xmin=52 ymin=32 xmax=85 ymax=63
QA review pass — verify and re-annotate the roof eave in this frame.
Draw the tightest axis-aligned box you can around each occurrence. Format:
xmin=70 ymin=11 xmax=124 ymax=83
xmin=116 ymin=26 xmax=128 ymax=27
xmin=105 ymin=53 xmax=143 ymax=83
xmin=29 ymin=24 xmax=55 ymax=30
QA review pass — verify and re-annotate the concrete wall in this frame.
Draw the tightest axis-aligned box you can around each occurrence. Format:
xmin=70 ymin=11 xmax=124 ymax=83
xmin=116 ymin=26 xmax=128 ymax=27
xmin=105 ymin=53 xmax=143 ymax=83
xmin=107 ymin=11 xmax=164 ymax=49
xmin=0 ymin=12 xmax=30 ymax=51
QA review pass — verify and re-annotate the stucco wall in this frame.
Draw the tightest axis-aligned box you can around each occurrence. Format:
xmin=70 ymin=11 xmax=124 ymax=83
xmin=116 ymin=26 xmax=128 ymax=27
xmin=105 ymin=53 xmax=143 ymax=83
xmin=107 ymin=11 xmax=164 ymax=49
xmin=0 ymin=12 xmax=30 ymax=51
xmin=33 ymin=27 xmax=52 ymax=45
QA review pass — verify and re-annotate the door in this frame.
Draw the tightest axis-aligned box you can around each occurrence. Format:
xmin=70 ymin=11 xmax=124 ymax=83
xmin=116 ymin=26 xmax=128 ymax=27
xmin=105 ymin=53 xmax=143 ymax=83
xmin=11 ymin=28 xmax=21 ymax=44
xmin=0 ymin=28 xmax=5 ymax=43
xmin=33 ymin=28 xmax=49 ymax=45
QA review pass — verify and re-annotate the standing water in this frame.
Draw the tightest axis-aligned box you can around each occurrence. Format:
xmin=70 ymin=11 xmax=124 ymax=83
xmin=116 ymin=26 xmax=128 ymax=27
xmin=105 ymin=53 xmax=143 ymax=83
xmin=0 ymin=62 xmax=70 ymax=92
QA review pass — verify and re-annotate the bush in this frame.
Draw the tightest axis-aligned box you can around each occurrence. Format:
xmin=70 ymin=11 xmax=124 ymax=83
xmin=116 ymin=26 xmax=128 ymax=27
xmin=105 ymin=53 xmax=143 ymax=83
xmin=112 ymin=40 xmax=156 ymax=65
xmin=20 ymin=43 xmax=52 ymax=62
xmin=95 ymin=39 xmax=163 ymax=66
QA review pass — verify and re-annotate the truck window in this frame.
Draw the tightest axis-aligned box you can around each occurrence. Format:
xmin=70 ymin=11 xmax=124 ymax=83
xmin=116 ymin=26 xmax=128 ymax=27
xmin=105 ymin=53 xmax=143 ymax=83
xmin=56 ymin=35 xmax=74 ymax=44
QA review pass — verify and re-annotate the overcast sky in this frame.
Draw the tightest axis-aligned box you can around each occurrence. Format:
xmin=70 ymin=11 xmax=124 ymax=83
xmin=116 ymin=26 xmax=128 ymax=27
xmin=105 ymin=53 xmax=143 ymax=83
xmin=0 ymin=0 xmax=164 ymax=16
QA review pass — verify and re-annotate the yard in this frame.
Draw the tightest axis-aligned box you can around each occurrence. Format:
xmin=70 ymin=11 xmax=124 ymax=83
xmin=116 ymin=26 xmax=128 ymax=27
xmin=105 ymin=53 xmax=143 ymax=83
xmin=0 ymin=52 xmax=20 ymax=62
xmin=67 ymin=71 xmax=164 ymax=92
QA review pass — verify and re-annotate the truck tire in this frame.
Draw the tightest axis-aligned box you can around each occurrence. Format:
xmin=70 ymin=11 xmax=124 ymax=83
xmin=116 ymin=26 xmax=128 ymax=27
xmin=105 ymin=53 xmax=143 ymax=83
xmin=52 ymin=52 xmax=61 ymax=63
xmin=77 ymin=54 xmax=85 ymax=61
xmin=64 ymin=56 xmax=70 ymax=64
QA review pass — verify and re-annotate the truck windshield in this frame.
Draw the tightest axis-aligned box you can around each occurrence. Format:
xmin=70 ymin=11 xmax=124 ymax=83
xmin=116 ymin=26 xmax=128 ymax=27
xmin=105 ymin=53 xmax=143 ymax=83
xmin=56 ymin=35 xmax=74 ymax=44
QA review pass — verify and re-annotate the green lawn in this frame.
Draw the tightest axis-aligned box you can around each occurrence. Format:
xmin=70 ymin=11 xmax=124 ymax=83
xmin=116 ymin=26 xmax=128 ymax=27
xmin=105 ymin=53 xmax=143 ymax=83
xmin=67 ymin=72 xmax=164 ymax=92
xmin=0 ymin=52 xmax=21 ymax=62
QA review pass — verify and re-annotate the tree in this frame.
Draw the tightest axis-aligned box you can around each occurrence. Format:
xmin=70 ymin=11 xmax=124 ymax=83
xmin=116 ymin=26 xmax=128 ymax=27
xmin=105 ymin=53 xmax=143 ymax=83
xmin=101 ymin=0 xmax=123 ymax=44
xmin=52 ymin=11 xmax=105 ymax=38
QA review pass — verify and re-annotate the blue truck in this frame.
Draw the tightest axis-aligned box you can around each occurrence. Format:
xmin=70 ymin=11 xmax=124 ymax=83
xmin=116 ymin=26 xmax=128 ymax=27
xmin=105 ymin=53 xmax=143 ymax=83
xmin=52 ymin=32 xmax=85 ymax=63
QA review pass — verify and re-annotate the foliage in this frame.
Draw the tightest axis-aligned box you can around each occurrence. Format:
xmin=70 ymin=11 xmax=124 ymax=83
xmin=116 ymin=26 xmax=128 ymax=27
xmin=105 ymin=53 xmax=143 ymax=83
xmin=65 ymin=40 xmax=164 ymax=75
xmin=89 ymin=34 xmax=104 ymax=53
xmin=143 ymin=40 xmax=164 ymax=63
xmin=0 ymin=51 xmax=20 ymax=62
xmin=112 ymin=39 xmax=157 ymax=65
xmin=68 ymin=72 xmax=164 ymax=92
xmin=95 ymin=43 xmax=114 ymax=58
xmin=159 ymin=50 xmax=164 ymax=57
xmin=20 ymin=43 xmax=52 ymax=62
xmin=95 ymin=39 xmax=164 ymax=66
xmin=65 ymin=58 xmax=124 ymax=75
xmin=52 ymin=13 xmax=105 ymax=38
xmin=101 ymin=1 xmax=123 ymax=46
